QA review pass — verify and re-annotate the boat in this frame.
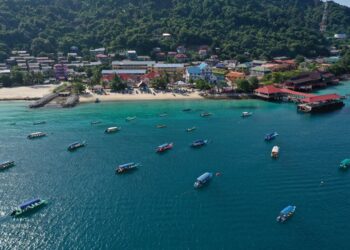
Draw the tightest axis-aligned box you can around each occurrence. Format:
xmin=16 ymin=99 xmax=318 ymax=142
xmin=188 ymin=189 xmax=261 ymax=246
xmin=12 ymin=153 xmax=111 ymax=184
xmin=116 ymin=162 xmax=140 ymax=174
xmin=183 ymin=108 xmax=192 ymax=112
xmin=105 ymin=127 xmax=120 ymax=133
xmin=271 ymin=146 xmax=279 ymax=158
xmin=241 ymin=112 xmax=253 ymax=117
xmin=191 ymin=139 xmax=208 ymax=148
xmin=95 ymin=98 xmax=100 ymax=103
xmin=156 ymin=143 xmax=173 ymax=153
xmin=194 ymin=172 xmax=213 ymax=188
xmin=10 ymin=198 xmax=47 ymax=217
xmin=186 ymin=127 xmax=196 ymax=132
xmin=33 ymin=121 xmax=46 ymax=125
xmin=340 ymin=159 xmax=350 ymax=169
xmin=159 ymin=113 xmax=168 ymax=117
xmin=276 ymin=205 xmax=296 ymax=223
xmin=67 ymin=141 xmax=86 ymax=151
xmin=27 ymin=132 xmax=47 ymax=139
xmin=200 ymin=112 xmax=212 ymax=117
xmin=264 ymin=132 xmax=278 ymax=141
xmin=156 ymin=124 xmax=167 ymax=128
xmin=126 ymin=116 xmax=136 ymax=121
xmin=10 ymin=122 xmax=16 ymax=126
xmin=91 ymin=121 xmax=101 ymax=125
xmin=0 ymin=160 xmax=15 ymax=170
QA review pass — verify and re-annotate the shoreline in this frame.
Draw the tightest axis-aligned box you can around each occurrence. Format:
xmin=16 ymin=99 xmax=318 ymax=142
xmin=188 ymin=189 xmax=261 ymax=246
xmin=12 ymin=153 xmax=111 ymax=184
xmin=79 ymin=90 xmax=204 ymax=103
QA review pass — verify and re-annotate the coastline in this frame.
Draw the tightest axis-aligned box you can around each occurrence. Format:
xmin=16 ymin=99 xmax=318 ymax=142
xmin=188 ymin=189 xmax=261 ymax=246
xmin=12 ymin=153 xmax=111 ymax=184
xmin=77 ymin=90 xmax=204 ymax=103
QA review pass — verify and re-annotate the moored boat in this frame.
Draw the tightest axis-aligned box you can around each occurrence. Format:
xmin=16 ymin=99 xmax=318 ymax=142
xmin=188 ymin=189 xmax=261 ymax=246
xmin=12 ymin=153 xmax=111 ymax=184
xmin=340 ymin=159 xmax=350 ymax=170
xmin=265 ymin=132 xmax=278 ymax=141
xmin=67 ymin=141 xmax=86 ymax=151
xmin=10 ymin=198 xmax=47 ymax=217
xmin=186 ymin=127 xmax=196 ymax=132
xmin=0 ymin=160 xmax=15 ymax=170
xmin=156 ymin=124 xmax=167 ymax=128
xmin=191 ymin=139 xmax=208 ymax=148
xmin=241 ymin=112 xmax=253 ymax=117
xmin=194 ymin=172 xmax=213 ymax=188
xmin=276 ymin=205 xmax=296 ymax=223
xmin=156 ymin=143 xmax=173 ymax=153
xmin=105 ymin=127 xmax=120 ymax=133
xmin=33 ymin=121 xmax=46 ymax=125
xmin=27 ymin=132 xmax=47 ymax=139
xmin=126 ymin=116 xmax=136 ymax=121
xmin=183 ymin=108 xmax=192 ymax=112
xmin=271 ymin=146 xmax=279 ymax=158
xmin=159 ymin=113 xmax=168 ymax=117
xmin=200 ymin=112 xmax=212 ymax=117
xmin=116 ymin=162 xmax=140 ymax=174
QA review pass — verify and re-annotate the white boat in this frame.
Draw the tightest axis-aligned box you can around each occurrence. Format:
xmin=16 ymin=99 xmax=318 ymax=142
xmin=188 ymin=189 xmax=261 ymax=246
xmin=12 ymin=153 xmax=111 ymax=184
xmin=271 ymin=146 xmax=279 ymax=158
xmin=105 ymin=127 xmax=120 ymax=133
xmin=27 ymin=132 xmax=47 ymax=139
xmin=126 ymin=116 xmax=136 ymax=121
xmin=241 ymin=112 xmax=252 ymax=117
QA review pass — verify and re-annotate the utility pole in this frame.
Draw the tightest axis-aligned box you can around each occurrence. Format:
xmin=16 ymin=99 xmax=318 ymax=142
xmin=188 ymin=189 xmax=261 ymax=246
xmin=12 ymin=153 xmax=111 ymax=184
xmin=320 ymin=0 xmax=329 ymax=33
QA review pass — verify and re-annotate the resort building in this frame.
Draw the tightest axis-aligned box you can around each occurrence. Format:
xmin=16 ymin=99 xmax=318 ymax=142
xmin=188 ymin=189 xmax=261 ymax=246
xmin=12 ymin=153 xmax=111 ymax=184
xmin=185 ymin=63 xmax=213 ymax=82
xmin=153 ymin=63 xmax=185 ymax=76
xmin=101 ymin=69 xmax=147 ymax=83
xmin=54 ymin=64 xmax=68 ymax=80
xmin=250 ymin=66 xmax=272 ymax=77
xmin=225 ymin=71 xmax=245 ymax=84
xmin=112 ymin=60 xmax=155 ymax=70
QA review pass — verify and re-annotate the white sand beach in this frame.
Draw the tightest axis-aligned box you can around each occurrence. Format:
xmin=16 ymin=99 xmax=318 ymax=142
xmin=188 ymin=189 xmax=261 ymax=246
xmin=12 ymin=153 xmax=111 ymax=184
xmin=79 ymin=90 xmax=204 ymax=103
xmin=0 ymin=85 xmax=56 ymax=100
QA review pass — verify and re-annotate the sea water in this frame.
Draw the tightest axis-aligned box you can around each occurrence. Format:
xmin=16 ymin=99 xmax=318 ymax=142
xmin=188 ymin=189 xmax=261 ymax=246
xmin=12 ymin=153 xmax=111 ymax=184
xmin=0 ymin=82 xmax=350 ymax=249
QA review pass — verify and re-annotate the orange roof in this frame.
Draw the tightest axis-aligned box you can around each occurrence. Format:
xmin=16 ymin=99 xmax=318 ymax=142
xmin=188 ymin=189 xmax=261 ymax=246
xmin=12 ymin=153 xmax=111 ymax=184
xmin=255 ymin=85 xmax=282 ymax=94
xmin=226 ymin=71 xmax=245 ymax=78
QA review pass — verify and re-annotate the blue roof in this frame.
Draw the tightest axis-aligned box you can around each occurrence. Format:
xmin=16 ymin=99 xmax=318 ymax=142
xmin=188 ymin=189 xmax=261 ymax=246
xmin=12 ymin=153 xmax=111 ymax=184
xmin=20 ymin=198 xmax=40 ymax=210
xmin=198 ymin=62 xmax=208 ymax=70
xmin=187 ymin=66 xmax=201 ymax=74
xmin=281 ymin=205 xmax=295 ymax=214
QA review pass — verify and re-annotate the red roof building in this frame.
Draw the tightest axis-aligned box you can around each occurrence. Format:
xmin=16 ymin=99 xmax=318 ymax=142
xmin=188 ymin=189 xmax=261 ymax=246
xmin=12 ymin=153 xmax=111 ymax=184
xmin=301 ymin=94 xmax=342 ymax=103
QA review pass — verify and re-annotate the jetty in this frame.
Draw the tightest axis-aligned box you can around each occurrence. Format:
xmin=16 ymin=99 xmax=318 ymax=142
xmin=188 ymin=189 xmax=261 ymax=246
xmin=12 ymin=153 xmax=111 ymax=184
xmin=29 ymin=93 xmax=59 ymax=108
xmin=62 ymin=94 xmax=79 ymax=108
xmin=255 ymin=86 xmax=344 ymax=112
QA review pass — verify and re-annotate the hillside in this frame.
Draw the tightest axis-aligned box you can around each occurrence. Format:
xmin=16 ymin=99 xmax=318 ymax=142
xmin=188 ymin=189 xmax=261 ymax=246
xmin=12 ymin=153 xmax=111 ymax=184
xmin=0 ymin=0 xmax=349 ymax=60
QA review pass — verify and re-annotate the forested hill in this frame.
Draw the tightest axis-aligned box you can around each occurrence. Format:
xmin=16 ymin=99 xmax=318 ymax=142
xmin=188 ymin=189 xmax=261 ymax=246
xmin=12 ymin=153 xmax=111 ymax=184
xmin=0 ymin=0 xmax=349 ymax=59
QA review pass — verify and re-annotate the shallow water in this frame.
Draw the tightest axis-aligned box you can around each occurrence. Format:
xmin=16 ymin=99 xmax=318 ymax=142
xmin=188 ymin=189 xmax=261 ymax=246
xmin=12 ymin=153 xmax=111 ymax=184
xmin=0 ymin=82 xmax=350 ymax=249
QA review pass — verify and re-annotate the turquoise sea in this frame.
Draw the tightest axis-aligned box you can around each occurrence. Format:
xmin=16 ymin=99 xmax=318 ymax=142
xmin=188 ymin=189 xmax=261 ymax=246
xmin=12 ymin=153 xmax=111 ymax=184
xmin=1 ymin=81 xmax=350 ymax=250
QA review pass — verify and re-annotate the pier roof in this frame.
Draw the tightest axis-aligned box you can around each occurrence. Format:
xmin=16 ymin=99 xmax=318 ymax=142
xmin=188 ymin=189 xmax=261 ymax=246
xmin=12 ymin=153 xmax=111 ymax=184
xmin=302 ymin=94 xmax=342 ymax=103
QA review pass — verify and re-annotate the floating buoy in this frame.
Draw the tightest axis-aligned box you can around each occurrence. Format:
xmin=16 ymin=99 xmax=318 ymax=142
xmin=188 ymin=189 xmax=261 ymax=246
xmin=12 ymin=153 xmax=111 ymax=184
xmin=320 ymin=180 xmax=324 ymax=186
xmin=216 ymin=172 xmax=221 ymax=176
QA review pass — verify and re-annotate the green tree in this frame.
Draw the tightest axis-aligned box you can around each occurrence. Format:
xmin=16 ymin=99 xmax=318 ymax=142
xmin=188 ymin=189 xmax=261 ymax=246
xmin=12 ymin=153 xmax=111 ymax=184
xmin=72 ymin=82 xmax=86 ymax=94
xmin=194 ymin=79 xmax=211 ymax=90
xmin=110 ymin=75 xmax=127 ymax=92
xmin=236 ymin=79 xmax=251 ymax=92
xmin=151 ymin=76 xmax=168 ymax=90
xmin=248 ymin=76 xmax=259 ymax=90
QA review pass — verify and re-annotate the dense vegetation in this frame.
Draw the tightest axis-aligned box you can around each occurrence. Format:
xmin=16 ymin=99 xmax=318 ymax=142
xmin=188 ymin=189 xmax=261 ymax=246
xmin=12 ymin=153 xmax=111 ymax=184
xmin=0 ymin=0 xmax=350 ymax=61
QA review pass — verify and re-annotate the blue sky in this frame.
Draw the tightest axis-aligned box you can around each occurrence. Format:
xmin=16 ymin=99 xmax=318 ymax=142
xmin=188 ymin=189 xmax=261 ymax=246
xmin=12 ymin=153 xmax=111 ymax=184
xmin=333 ymin=0 xmax=350 ymax=7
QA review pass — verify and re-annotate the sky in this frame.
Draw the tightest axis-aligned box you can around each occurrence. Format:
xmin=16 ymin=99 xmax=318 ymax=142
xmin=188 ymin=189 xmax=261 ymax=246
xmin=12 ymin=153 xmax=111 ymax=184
xmin=333 ymin=0 xmax=350 ymax=7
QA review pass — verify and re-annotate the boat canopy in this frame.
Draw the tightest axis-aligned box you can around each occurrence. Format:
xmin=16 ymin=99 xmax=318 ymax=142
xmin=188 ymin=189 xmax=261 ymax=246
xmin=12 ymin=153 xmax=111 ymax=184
xmin=119 ymin=162 xmax=134 ymax=168
xmin=341 ymin=159 xmax=350 ymax=165
xmin=69 ymin=142 xmax=79 ymax=146
xmin=19 ymin=198 xmax=40 ymax=210
xmin=280 ymin=205 xmax=294 ymax=215
xmin=158 ymin=143 xmax=169 ymax=148
xmin=197 ymin=172 xmax=212 ymax=182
